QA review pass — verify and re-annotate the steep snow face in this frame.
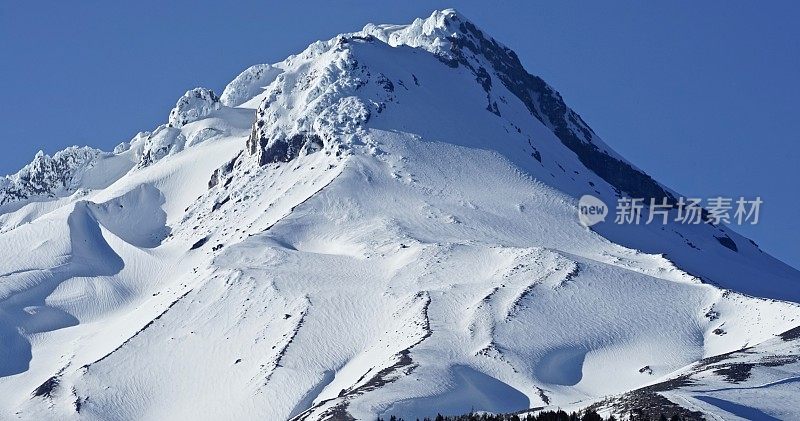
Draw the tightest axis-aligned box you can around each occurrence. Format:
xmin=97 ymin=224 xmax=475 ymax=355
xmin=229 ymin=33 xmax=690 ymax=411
xmin=220 ymin=64 xmax=282 ymax=107
xmin=364 ymin=9 xmax=673 ymax=204
xmin=237 ymin=13 xmax=799 ymax=302
xmin=1 ymin=9 xmax=799 ymax=421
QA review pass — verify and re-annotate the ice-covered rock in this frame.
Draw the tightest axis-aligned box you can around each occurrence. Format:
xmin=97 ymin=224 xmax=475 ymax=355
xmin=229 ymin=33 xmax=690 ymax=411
xmin=362 ymin=8 xmax=467 ymax=61
xmin=136 ymin=125 xmax=187 ymax=167
xmin=168 ymin=87 xmax=221 ymax=128
xmin=245 ymin=36 xmax=399 ymax=166
xmin=0 ymin=147 xmax=104 ymax=205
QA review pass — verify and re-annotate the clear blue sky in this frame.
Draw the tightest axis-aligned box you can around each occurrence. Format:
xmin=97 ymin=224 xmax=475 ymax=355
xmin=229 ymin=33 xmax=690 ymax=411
xmin=1 ymin=1 xmax=798 ymax=269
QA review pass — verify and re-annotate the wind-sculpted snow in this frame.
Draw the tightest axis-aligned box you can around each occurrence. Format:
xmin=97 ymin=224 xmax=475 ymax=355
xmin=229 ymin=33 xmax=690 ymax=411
xmin=220 ymin=64 xmax=282 ymax=107
xmin=85 ymin=184 xmax=169 ymax=248
xmin=128 ymin=105 xmax=252 ymax=168
xmin=118 ymin=87 xmax=222 ymax=167
xmin=1 ymin=9 xmax=799 ymax=421
xmin=0 ymin=198 xmax=125 ymax=377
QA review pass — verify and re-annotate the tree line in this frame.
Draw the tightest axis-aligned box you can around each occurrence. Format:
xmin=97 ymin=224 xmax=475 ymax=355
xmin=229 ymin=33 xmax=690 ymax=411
xmin=378 ymin=409 xmax=690 ymax=421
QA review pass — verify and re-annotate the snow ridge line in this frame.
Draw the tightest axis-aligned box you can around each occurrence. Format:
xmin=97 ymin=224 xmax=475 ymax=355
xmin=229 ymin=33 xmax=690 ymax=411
xmin=293 ymin=291 xmax=433 ymax=421
xmin=80 ymin=288 xmax=194 ymax=371
xmin=261 ymin=300 xmax=310 ymax=384
xmin=505 ymin=260 xmax=580 ymax=321
xmin=242 ymin=160 xmax=346 ymax=238
xmin=25 ymin=288 xmax=196 ymax=405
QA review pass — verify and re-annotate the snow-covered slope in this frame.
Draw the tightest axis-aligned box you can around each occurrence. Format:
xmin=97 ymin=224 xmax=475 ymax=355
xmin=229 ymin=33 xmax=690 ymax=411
xmin=1 ymin=9 xmax=798 ymax=421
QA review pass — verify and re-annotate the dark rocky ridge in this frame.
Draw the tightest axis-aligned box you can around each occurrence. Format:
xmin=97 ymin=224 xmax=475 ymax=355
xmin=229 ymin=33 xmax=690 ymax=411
xmin=246 ymin=130 xmax=324 ymax=166
xmin=440 ymin=14 xmax=676 ymax=203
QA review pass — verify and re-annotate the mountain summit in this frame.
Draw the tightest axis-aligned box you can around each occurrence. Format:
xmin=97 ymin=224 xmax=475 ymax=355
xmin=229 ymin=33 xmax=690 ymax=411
xmin=1 ymin=10 xmax=799 ymax=421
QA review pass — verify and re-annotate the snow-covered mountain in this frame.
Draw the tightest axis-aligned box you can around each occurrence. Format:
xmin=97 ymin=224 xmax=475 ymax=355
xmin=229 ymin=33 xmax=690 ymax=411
xmin=1 ymin=9 xmax=798 ymax=421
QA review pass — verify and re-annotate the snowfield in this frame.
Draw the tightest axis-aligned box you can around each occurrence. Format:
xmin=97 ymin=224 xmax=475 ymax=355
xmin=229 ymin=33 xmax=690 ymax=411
xmin=1 ymin=9 xmax=798 ymax=421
